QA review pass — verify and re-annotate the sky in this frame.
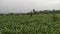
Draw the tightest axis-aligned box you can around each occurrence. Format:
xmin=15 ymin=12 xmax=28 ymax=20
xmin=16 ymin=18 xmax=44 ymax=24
xmin=0 ymin=0 xmax=60 ymax=13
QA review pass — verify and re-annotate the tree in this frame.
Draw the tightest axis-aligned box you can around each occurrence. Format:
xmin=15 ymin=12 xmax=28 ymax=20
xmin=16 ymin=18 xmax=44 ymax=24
xmin=33 ymin=9 xmax=35 ymax=12
xmin=33 ymin=9 xmax=36 ymax=14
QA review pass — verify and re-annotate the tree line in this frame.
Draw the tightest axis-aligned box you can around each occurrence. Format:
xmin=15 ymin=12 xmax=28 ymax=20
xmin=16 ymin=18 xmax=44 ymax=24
xmin=0 ymin=9 xmax=60 ymax=15
xmin=27 ymin=9 xmax=60 ymax=14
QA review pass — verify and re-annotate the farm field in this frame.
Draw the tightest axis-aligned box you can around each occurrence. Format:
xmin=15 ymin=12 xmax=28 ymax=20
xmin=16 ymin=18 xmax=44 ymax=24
xmin=0 ymin=14 xmax=60 ymax=34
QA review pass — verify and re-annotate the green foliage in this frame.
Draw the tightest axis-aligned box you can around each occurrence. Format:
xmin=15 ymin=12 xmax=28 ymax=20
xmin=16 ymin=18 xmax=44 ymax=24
xmin=52 ymin=10 xmax=57 ymax=22
xmin=0 ymin=14 xmax=60 ymax=34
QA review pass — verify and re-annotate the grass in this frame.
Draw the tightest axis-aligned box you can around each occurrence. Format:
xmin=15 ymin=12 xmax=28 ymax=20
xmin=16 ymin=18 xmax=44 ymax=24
xmin=0 ymin=14 xmax=60 ymax=34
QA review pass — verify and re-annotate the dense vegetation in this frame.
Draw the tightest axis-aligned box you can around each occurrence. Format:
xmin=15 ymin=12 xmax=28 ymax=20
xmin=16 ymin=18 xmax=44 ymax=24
xmin=0 ymin=14 xmax=60 ymax=34
xmin=0 ymin=9 xmax=60 ymax=34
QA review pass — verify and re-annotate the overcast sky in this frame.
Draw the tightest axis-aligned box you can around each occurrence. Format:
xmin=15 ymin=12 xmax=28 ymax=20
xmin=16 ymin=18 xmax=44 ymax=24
xmin=0 ymin=0 xmax=60 ymax=13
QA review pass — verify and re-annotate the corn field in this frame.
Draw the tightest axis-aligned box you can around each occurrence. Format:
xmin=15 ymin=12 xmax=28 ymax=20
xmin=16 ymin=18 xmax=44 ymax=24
xmin=0 ymin=14 xmax=60 ymax=34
